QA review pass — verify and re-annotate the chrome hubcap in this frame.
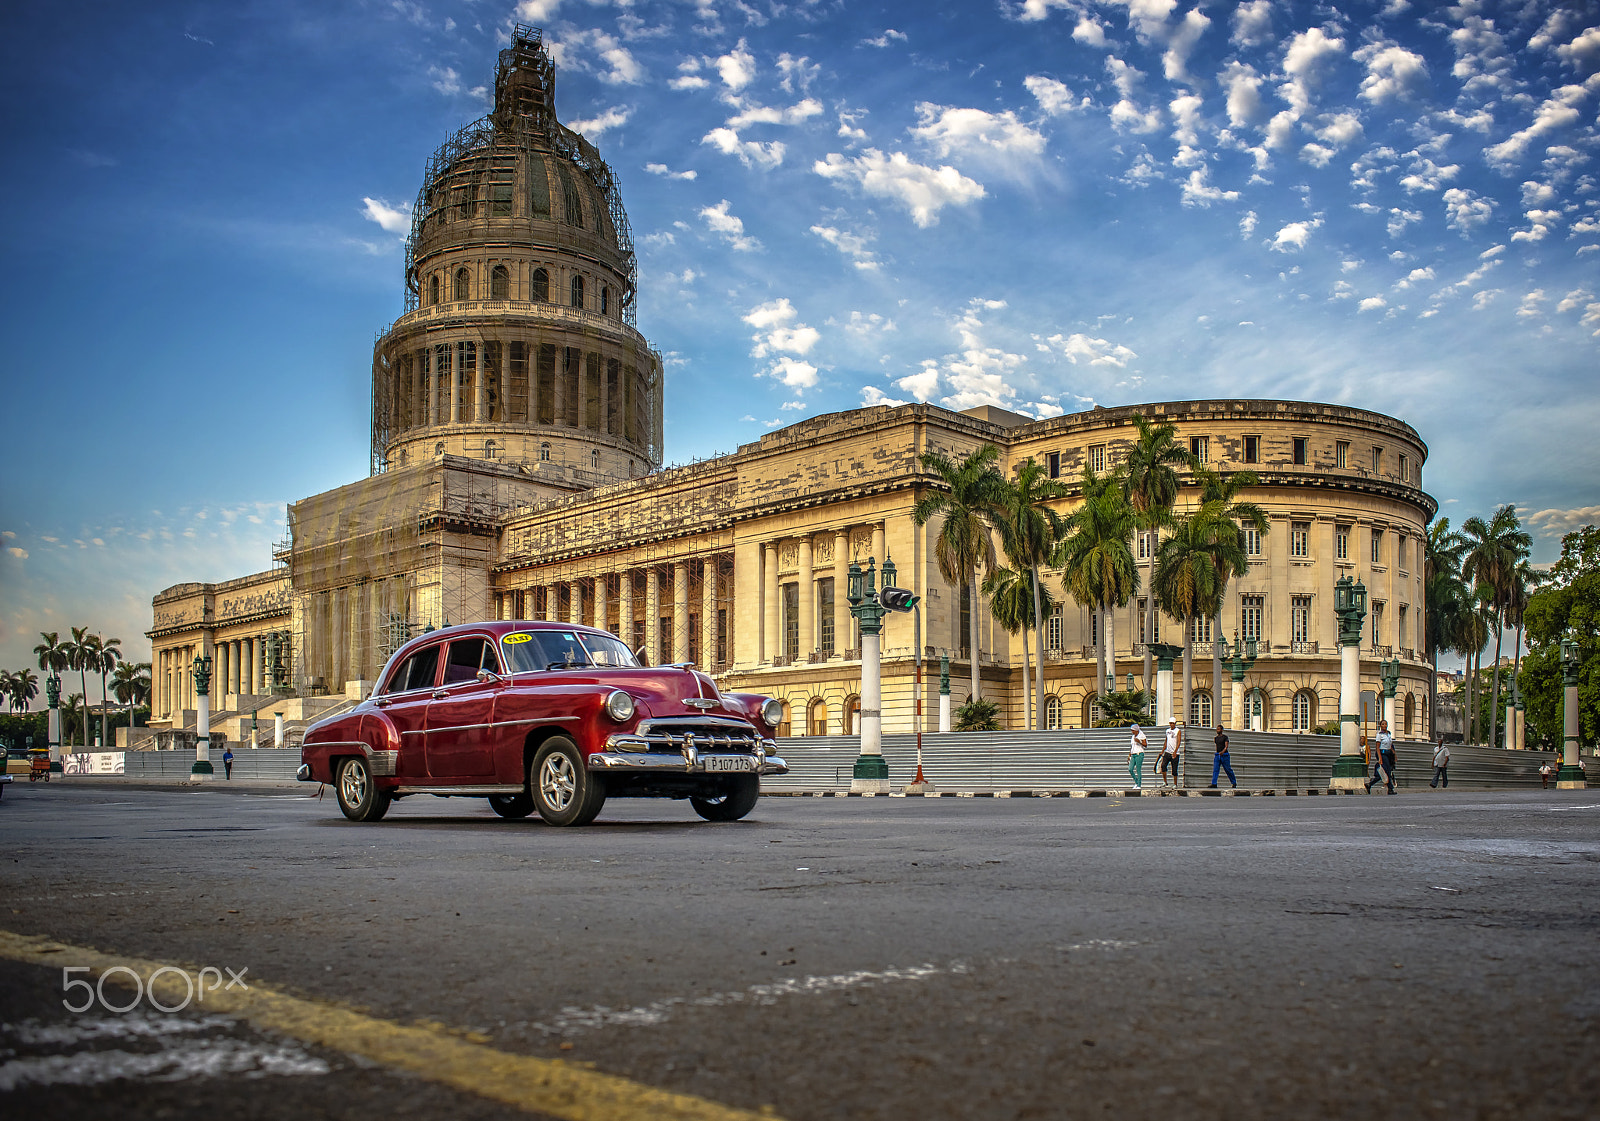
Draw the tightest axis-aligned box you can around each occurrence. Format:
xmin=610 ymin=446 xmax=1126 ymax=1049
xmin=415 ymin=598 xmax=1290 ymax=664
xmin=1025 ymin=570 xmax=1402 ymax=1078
xmin=340 ymin=762 xmax=367 ymax=806
xmin=539 ymin=754 xmax=575 ymax=811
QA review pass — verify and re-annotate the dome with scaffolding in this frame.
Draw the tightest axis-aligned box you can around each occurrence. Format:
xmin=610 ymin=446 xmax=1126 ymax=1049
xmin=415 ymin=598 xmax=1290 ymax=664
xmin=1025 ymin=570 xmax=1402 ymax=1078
xmin=371 ymin=24 xmax=663 ymax=484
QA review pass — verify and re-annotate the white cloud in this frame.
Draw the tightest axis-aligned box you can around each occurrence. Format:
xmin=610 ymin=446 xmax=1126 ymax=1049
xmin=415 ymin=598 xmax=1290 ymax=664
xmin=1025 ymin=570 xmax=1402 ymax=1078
xmin=1485 ymin=77 xmax=1600 ymax=168
xmin=841 ymin=311 xmax=896 ymax=335
xmin=1396 ymin=267 xmax=1434 ymax=289
xmin=1161 ymin=10 xmax=1210 ymax=85
xmin=1557 ymin=287 xmax=1595 ymax=313
xmin=775 ymin=53 xmax=819 ymax=94
xmin=548 ymin=29 xmax=642 ymax=86
xmin=810 ymin=225 xmax=880 ymax=270
xmin=699 ymin=199 xmax=761 ymax=251
xmin=862 ymin=385 xmax=910 ymax=408
xmin=724 ymin=99 xmax=824 ymax=130
xmin=1045 ymin=333 xmax=1137 ymax=367
xmin=813 ymin=149 xmax=985 ymax=227
xmin=1024 ymin=75 xmax=1085 ymax=116
xmin=1180 ymin=167 xmax=1239 ymax=207
xmin=1556 ymin=27 xmax=1600 ymax=70
xmin=910 ymin=104 xmax=1046 ymax=167
xmin=1398 ymin=158 xmax=1458 ymax=193
xmin=701 ymin=128 xmax=785 ymax=169
xmin=1386 ymin=208 xmax=1422 ymax=237
xmin=1073 ymin=17 xmax=1109 ymax=48
xmin=360 ymin=197 xmax=410 ymax=233
xmin=861 ymin=29 xmax=908 ymax=48
xmin=1280 ymin=27 xmax=1346 ymax=115
xmin=1270 ymin=218 xmax=1321 ymax=251
xmin=1231 ymin=1 xmax=1273 ymax=48
xmin=1221 ymin=62 xmax=1264 ymax=127
xmin=1301 ymin=143 xmax=1335 ymax=168
xmin=515 ymin=1 xmax=562 ymax=20
xmin=745 ymin=299 xmax=821 ymax=391
xmin=6 ymin=547 xmax=27 ymax=560
xmin=1240 ymin=210 xmax=1258 ymax=236
xmin=1354 ymin=41 xmax=1428 ymax=104
xmin=897 ymin=362 xmax=941 ymax=403
xmin=1359 ymin=296 xmax=1387 ymax=312
xmin=570 ymin=106 xmax=631 ymax=137
xmin=644 ymin=163 xmax=696 ymax=181
xmin=1516 ymin=289 xmax=1546 ymax=319
xmin=715 ymin=39 xmax=756 ymax=92
xmin=766 ymin=356 xmax=819 ymax=391
xmin=428 ymin=66 xmax=461 ymax=96
xmin=1106 ymin=57 xmax=1163 ymax=133
xmin=1442 ymin=187 xmax=1494 ymax=232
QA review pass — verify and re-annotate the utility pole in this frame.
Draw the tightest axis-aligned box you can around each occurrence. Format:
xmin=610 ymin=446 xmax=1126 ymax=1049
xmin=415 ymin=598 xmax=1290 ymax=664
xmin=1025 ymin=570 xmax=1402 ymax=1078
xmin=846 ymin=555 xmax=919 ymax=793
xmin=1330 ymin=575 xmax=1370 ymax=790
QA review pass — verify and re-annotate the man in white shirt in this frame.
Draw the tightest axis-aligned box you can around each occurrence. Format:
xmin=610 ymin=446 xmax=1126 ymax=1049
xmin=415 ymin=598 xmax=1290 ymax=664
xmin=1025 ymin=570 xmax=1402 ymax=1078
xmin=1161 ymin=718 xmax=1183 ymax=789
xmin=1365 ymin=720 xmax=1396 ymax=794
xmin=1430 ymin=738 xmax=1450 ymax=788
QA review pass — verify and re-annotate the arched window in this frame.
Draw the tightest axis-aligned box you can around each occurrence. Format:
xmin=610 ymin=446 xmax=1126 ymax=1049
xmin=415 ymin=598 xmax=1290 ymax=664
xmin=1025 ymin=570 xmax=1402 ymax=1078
xmin=1249 ymin=688 xmax=1268 ymax=731
xmin=590 ymin=449 xmax=600 ymax=471
xmin=1292 ymin=690 xmax=1314 ymax=732
xmin=454 ymin=268 xmax=471 ymax=301
xmin=429 ymin=274 xmax=440 ymax=305
xmin=601 ymin=286 xmax=610 ymax=316
xmin=1404 ymin=693 xmax=1415 ymax=738
xmin=843 ymin=694 xmax=860 ymax=735
xmin=484 ymin=439 xmax=496 ymax=460
xmin=531 ymin=268 xmax=549 ymax=302
xmin=490 ymin=265 xmax=509 ymax=299
xmin=807 ymin=698 xmax=828 ymax=736
xmin=538 ymin=442 xmax=550 ymax=462
xmin=776 ymin=700 xmax=792 ymax=738
xmin=1189 ymin=689 xmax=1212 ymax=729
xmin=570 ymin=274 xmax=585 ymax=309
xmin=434 ymin=442 xmax=444 ymax=457
xmin=1043 ymin=695 xmax=1062 ymax=730
xmin=1084 ymin=693 xmax=1102 ymax=728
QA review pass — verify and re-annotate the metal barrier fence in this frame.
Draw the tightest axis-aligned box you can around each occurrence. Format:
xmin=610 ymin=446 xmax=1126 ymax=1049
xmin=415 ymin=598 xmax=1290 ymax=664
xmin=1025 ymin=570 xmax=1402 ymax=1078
xmin=106 ymin=734 xmax=1569 ymax=792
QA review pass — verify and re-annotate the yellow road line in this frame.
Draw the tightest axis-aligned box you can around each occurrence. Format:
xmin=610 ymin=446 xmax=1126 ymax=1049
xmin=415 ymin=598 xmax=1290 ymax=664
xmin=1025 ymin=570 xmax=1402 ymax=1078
xmin=0 ymin=929 xmax=780 ymax=1121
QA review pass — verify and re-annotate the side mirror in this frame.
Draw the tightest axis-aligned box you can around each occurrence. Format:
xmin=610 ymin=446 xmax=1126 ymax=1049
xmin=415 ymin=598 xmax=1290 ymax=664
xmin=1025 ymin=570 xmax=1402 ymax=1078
xmin=476 ymin=669 xmax=503 ymax=685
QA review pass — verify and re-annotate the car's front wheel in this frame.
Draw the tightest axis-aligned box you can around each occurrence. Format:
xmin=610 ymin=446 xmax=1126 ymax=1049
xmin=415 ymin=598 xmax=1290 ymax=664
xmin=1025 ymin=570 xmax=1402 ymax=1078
xmin=691 ymin=775 xmax=760 ymax=822
xmin=531 ymin=737 xmax=606 ymax=826
xmin=336 ymin=756 xmax=391 ymax=822
xmin=488 ymin=792 xmax=535 ymax=819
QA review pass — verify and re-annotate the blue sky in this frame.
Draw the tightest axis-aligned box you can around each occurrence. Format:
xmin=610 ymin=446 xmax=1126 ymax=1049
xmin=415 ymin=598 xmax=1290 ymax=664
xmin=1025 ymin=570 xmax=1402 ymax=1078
xmin=1 ymin=0 xmax=1597 ymax=687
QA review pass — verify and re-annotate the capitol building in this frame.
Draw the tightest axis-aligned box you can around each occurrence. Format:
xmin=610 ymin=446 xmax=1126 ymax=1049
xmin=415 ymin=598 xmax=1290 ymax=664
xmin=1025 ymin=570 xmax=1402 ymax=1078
xmin=146 ymin=27 xmax=1437 ymax=746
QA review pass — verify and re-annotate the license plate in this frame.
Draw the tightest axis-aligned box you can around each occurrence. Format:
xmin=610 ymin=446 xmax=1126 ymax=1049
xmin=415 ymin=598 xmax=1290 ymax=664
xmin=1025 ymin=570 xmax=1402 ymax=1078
xmin=703 ymin=755 xmax=754 ymax=772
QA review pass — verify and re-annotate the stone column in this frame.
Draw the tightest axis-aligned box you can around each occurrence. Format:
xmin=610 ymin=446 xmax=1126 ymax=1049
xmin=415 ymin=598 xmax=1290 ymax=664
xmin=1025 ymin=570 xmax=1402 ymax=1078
xmin=428 ymin=347 xmax=439 ymax=426
xmin=834 ymin=531 xmax=851 ymax=655
xmin=702 ymin=559 xmax=718 ymax=668
xmin=1558 ymin=643 xmax=1587 ymax=788
xmin=1333 ymin=636 xmax=1366 ymax=789
xmin=594 ymin=573 xmax=609 ymax=635
xmin=620 ymin=571 xmax=634 ymax=651
xmin=449 ymin=344 xmax=462 ymax=424
xmin=570 ymin=579 xmax=583 ymax=626
xmin=1232 ymin=677 xmax=1245 ymax=731
xmin=798 ymin=537 xmax=814 ymax=662
xmin=1155 ymin=648 xmax=1176 ymax=724
xmin=474 ymin=342 xmax=487 ymax=423
xmin=673 ymin=560 xmax=690 ymax=663
xmin=274 ymin=711 xmax=285 ymax=749
xmin=939 ymin=654 xmax=952 ymax=733
xmin=646 ymin=568 xmax=660 ymax=666
xmin=233 ymin=640 xmax=244 ymax=695
xmin=872 ymin=524 xmax=886 ymax=567
xmin=763 ymin=542 xmax=779 ymax=663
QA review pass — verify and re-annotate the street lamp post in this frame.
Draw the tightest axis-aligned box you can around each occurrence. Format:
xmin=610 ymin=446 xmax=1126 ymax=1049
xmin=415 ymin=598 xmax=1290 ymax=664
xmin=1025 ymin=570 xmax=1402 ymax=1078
xmin=938 ymin=655 xmax=952 ymax=733
xmin=191 ymin=655 xmax=214 ymax=781
xmin=1226 ymin=634 xmax=1258 ymax=730
xmin=1557 ymin=638 xmax=1587 ymax=789
xmin=846 ymin=557 xmax=889 ymax=793
xmin=45 ymin=674 xmax=63 ymax=773
xmin=1148 ymin=643 xmax=1184 ymax=724
xmin=1331 ymin=575 xmax=1369 ymax=789
xmin=1380 ymin=657 xmax=1401 ymax=735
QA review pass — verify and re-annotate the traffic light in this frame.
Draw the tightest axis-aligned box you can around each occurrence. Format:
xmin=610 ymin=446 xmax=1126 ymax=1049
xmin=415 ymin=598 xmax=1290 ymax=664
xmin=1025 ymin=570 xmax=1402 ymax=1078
xmin=880 ymin=586 xmax=920 ymax=613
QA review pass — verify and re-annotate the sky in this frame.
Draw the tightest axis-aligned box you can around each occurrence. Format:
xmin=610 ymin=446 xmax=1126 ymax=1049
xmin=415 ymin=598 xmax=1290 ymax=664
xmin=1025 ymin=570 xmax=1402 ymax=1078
xmin=1 ymin=0 xmax=1597 ymax=693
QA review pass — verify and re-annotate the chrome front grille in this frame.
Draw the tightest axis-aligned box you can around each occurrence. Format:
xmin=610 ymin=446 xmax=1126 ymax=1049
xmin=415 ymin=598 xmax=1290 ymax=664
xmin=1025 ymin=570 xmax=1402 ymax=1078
xmin=631 ymin=717 xmax=761 ymax=754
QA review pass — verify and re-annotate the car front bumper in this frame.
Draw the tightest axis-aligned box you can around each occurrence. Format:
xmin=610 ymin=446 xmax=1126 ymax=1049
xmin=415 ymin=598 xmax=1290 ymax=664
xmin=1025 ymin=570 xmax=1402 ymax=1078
xmin=589 ymin=734 xmax=787 ymax=776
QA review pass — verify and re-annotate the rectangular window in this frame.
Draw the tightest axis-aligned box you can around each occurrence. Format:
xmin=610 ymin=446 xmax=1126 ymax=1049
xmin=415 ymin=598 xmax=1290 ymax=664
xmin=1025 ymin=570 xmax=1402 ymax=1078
xmin=1190 ymin=615 xmax=1212 ymax=646
xmin=1371 ymin=601 xmax=1385 ymax=647
xmin=1397 ymin=536 xmax=1408 ymax=571
xmin=658 ymin=616 xmax=671 ymax=666
xmin=1336 ymin=441 xmax=1349 ymax=468
xmin=1398 ymin=604 xmax=1408 ymax=648
xmin=817 ymin=578 xmax=835 ymax=656
xmin=1190 ymin=435 xmax=1209 ymax=464
xmin=1244 ymin=527 xmax=1262 ymax=556
xmin=1138 ymin=598 xmax=1161 ymax=643
xmin=716 ymin=607 xmax=728 ymax=668
xmin=1291 ymin=596 xmax=1311 ymax=643
xmin=1336 ymin=526 xmax=1350 ymax=561
xmin=1371 ymin=529 xmax=1383 ymax=565
xmin=687 ymin=612 xmax=700 ymax=667
xmin=1046 ymin=607 xmax=1063 ymax=651
xmin=1373 ymin=446 xmax=1384 ymax=475
xmin=1399 ymin=453 xmax=1409 ymax=483
xmin=1243 ymin=435 xmax=1260 ymax=464
xmin=1138 ymin=531 xmax=1153 ymax=560
xmin=1290 ymin=522 xmax=1309 ymax=558
xmin=1293 ymin=437 xmax=1309 ymax=466
xmin=782 ymin=583 xmax=799 ymax=662
xmin=1088 ymin=444 xmax=1105 ymax=474
xmin=1241 ymin=596 xmax=1264 ymax=643
xmin=959 ymin=583 xmax=972 ymax=652
xmin=1090 ymin=611 xmax=1099 ymax=647
xmin=1046 ymin=451 xmax=1060 ymax=479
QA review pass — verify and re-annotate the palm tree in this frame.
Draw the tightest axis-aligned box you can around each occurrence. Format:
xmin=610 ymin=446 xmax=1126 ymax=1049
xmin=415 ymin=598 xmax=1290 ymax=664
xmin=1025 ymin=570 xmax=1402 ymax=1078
xmin=1424 ymin=518 xmax=1470 ymax=738
xmin=1504 ymin=560 xmax=1539 ymax=740
xmin=984 ymin=565 xmax=1056 ymax=728
xmin=1191 ymin=465 xmax=1269 ymax=714
xmin=61 ymin=693 xmax=86 ymax=747
xmin=112 ymin=660 xmax=152 ymax=740
xmin=996 ymin=458 xmax=1069 ymax=729
xmin=93 ymin=636 xmax=123 ymax=746
xmin=1094 ymin=688 xmax=1152 ymax=728
xmin=1153 ymin=509 xmax=1224 ymax=721
xmin=914 ymin=444 xmax=1008 ymax=704
xmin=66 ymin=627 xmax=99 ymax=747
xmin=1461 ymin=583 xmax=1493 ymax=743
xmin=34 ymin=631 xmax=69 ymax=697
xmin=1460 ymin=506 xmax=1532 ymax=748
xmin=8 ymin=668 xmax=40 ymax=712
xmin=1055 ymin=467 xmax=1139 ymax=708
xmin=1122 ymin=414 xmax=1192 ymax=693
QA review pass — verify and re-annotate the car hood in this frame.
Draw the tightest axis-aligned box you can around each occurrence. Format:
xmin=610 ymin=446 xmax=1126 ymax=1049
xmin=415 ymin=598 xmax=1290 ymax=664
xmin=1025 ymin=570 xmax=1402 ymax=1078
xmin=514 ymin=666 xmax=752 ymax=718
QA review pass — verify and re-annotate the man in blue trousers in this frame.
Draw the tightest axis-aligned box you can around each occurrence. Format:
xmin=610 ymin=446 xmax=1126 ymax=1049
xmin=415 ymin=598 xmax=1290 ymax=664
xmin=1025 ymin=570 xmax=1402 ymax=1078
xmin=1210 ymin=724 xmax=1237 ymax=789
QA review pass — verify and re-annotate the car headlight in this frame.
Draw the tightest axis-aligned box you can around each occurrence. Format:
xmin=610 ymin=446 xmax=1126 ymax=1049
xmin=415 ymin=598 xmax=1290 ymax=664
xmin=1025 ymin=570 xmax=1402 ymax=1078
xmin=760 ymin=697 xmax=784 ymax=728
xmin=605 ymin=690 xmax=636 ymax=722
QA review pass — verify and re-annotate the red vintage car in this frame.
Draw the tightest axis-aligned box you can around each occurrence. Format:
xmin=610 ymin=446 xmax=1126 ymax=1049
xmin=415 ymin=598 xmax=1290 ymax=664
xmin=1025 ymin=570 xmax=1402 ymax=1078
xmin=298 ymin=620 xmax=787 ymax=826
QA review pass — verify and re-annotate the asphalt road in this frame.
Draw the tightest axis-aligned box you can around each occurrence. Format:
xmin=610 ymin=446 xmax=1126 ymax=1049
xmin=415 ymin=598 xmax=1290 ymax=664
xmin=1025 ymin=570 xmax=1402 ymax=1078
xmin=1 ymin=780 xmax=1597 ymax=1120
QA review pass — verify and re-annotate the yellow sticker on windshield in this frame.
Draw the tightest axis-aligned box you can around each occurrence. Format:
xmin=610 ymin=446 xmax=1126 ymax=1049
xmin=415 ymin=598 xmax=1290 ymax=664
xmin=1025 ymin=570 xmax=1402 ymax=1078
xmin=502 ymin=633 xmax=532 ymax=644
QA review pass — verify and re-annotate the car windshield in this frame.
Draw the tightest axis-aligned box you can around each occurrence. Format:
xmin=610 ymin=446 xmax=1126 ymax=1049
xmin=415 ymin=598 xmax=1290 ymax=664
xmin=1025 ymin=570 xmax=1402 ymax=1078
xmin=499 ymin=629 xmax=640 ymax=673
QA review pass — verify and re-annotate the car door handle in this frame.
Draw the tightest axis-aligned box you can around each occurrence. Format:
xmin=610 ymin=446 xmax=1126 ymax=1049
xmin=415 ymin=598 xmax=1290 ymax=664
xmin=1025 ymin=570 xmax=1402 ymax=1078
xmin=432 ymin=690 xmax=449 ymax=699
xmin=375 ymin=698 xmax=392 ymax=708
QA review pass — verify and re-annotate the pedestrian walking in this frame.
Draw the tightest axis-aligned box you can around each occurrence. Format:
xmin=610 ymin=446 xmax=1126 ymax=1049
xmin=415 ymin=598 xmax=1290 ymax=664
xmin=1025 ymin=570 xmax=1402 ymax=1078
xmin=1365 ymin=720 xmax=1396 ymax=794
xmin=1540 ymin=761 xmax=1554 ymax=789
xmin=1128 ymin=725 xmax=1147 ymax=790
xmin=1160 ymin=718 xmax=1183 ymax=789
xmin=1209 ymin=724 xmax=1237 ymax=789
xmin=1430 ymin=739 xmax=1449 ymax=788
xmin=222 ymin=747 xmax=234 ymax=781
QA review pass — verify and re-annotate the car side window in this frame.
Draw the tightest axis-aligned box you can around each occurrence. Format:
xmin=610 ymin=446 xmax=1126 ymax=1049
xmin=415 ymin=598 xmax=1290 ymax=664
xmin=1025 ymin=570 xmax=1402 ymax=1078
xmin=443 ymin=637 xmax=494 ymax=685
xmin=385 ymin=645 xmax=441 ymax=694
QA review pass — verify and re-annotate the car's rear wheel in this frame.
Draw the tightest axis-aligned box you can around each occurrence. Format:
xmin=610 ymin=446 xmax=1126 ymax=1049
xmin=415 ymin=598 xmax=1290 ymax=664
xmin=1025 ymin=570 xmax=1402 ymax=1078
xmin=531 ymin=737 xmax=605 ymax=827
xmin=488 ymin=792 xmax=535 ymax=819
xmin=691 ymin=775 xmax=760 ymax=822
xmin=335 ymin=756 xmax=391 ymax=822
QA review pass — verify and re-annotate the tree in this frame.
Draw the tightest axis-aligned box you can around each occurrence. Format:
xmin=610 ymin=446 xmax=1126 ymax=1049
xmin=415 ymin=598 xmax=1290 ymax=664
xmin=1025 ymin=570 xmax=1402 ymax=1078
xmin=62 ymin=693 xmax=86 ymax=747
xmin=1122 ymin=414 xmax=1192 ymax=693
xmin=1521 ymin=526 xmax=1599 ymax=751
xmin=1191 ymin=465 xmax=1268 ymax=712
xmin=1505 ymin=560 xmax=1539 ymax=736
xmin=996 ymin=457 xmax=1069 ymax=730
xmin=1055 ymin=467 xmax=1138 ymax=709
xmin=112 ymin=660 xmax=152 ymax=738
xmin=914 ymin=444 xmax=1008 ymax=705
xmin=953 ymin=697 xmax=1001 ymax=732
xmin=7 ymin=668 xmax=39 ymax=713
xmin=1094 ymin=689 xmax=1151 ymax=728
xmin=66 ymin=627 xmax=98 ymax=747
xmin=93 ymin=636 xmax=123 ymax=746
xmin=34 ymin=631 xmax=69 ymax=692
xmin=1461 ymin=506 xmax=1532 ymax=748
xmin=1424 ymin=518 xmax=1470 ymax=739
xmin=984 ymin=565 xmax=1054 ymax=731
xmin=1153 ymin=508 xmax=1225 ymax=720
